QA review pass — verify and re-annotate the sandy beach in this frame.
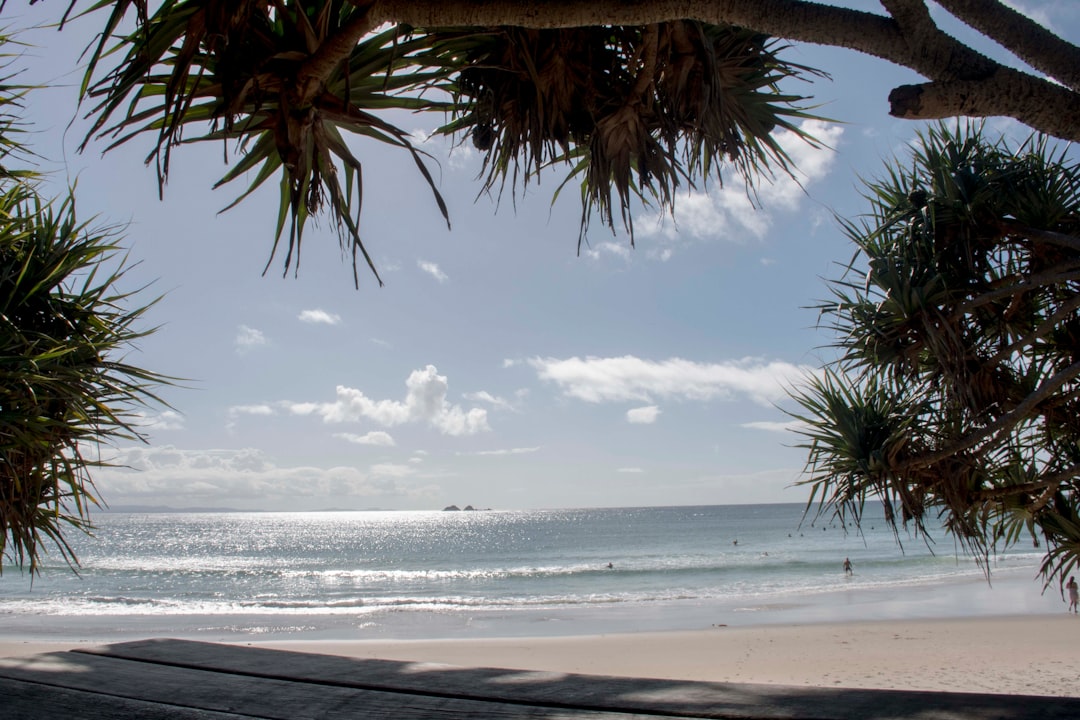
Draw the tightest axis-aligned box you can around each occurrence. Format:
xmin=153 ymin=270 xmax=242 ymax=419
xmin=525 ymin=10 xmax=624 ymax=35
xmin=4 ymin=614 xmax=1078 ymax=697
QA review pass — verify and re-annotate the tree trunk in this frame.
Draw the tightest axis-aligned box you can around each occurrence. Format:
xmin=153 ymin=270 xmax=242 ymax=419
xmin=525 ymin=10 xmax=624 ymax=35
xmin=368 ymin=0 xmax=1080 ymax=142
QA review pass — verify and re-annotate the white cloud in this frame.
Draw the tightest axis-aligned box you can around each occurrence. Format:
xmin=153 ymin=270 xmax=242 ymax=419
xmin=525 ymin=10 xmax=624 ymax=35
xmin=135 ymin=409 xmax=185 ymax=431
xmin=635 ymin=119 xmax=844 ymax=254
xmin=299 ymin=309 xmax=341 ymax=325
xmin=286 ymin=402 xmax=320 ymax=416
xmin=235 ymin=325 xmax=267 ymax=352
xmin=460 ymin=447 xmax=541 ymax=456
xmin=335 ymin=431 xmax=396 ymax=446
xmin=418 ymin=260 xmax=448 ymax=283
xmin=617 ymin=467 xmax=644 ymax=473
xmin=742 ymin=420 xmax=810 ymax=433
xmin=229 ymin=404 xmax=276 ymax=417
xmin=627 ymin=405 xmax=661 ymax=424
xmin=447 ymin=142 xmax=478 ymax=171
xmin=285 ymin=365 xmax=489 ymax=436
xmin=92 ymin=446 xmax=414 ymax=507
xmin=582 ymin=240 xmax=633 ymax=261
xmin=529 ymin=355 xmax=810 ymax=407
xmin=408 ymin=128 xmax=434 ymax=146
xmin=464 ymin=390 xmax=519 ymax=412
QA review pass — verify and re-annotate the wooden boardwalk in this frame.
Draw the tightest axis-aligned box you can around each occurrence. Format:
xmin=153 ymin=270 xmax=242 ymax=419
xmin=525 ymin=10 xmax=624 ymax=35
xmin=1 ymin=638 xmax=1078 ymax=719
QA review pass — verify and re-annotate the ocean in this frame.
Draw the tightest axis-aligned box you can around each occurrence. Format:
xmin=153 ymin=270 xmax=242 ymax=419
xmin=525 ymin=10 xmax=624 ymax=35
xmin=0 ymin=504 xmax=1063 ymax=643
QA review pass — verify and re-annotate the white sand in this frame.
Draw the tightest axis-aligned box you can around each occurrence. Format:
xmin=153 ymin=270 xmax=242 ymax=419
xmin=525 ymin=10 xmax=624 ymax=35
xmin=7 ymin=614 xmax=1077 ymax=697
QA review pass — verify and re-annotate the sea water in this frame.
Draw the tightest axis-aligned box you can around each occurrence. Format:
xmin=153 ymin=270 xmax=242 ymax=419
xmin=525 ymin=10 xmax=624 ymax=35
xmin=0 ymin=504 xmax=1061 ymax=642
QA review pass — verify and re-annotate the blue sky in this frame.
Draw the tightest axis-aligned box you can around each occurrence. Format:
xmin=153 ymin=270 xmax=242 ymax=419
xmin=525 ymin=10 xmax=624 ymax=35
xmin=12 ymin=2 xmax=1080 ymax=511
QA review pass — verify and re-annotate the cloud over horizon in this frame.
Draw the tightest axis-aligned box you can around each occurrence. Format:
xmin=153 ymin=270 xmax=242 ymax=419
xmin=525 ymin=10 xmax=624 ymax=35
xmin=92 ymin=445 xmax=430 ymax=507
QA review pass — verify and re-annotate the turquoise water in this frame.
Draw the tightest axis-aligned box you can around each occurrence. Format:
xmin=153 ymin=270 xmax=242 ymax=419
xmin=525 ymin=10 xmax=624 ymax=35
xmin=0 ymin=504 xmax=1056 ymax=641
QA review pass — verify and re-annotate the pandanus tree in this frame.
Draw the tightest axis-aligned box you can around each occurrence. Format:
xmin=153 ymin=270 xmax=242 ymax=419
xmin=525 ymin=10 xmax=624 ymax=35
xmin=790 ymin=123 xmax=1080 ymax=585
xmin=65 ymin=1 xmax=1080 ymax=288
xmin=73 ymin=0 xmax=823 ymax=284
xmin=25 ymin=0 xmax=1079 ymax=570
xmin=0 ymin=38 xmax=168 ymax=572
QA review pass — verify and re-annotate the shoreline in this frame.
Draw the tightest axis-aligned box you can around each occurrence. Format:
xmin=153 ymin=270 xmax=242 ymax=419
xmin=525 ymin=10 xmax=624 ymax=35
xmin=0 ymin=563 xmax=1064 ymax=643
xmin=3 ymin=614 xmax=1078 ymax=697
xmin=4 ymin=565 xmax=1076 ymax=697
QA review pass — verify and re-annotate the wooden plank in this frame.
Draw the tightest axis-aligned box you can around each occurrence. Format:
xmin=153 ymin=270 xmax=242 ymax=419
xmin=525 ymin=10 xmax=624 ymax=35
xmin=80 ymin=638 xmax=1080 ymax=720
xmin=0 ymin=676 xmax=247 ymax=720
xmin=0 ymin=651 xmax=673 ymax=720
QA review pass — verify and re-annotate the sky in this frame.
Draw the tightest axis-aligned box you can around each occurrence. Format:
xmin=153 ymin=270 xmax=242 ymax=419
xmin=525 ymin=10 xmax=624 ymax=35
xmin=9 ymin=2 xmax=1080 ymax=512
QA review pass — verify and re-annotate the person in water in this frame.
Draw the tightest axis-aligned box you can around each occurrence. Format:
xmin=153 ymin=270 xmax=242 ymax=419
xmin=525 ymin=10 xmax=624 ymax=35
xmin=843 ymin=558 xmax=853 ymax=575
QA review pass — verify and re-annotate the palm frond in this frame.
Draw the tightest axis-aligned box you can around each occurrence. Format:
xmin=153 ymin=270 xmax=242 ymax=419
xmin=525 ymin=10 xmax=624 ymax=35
xmin=79 ymin=2 xmax=457 ymax=286
xmin=791 ymin=120 xmax=1080 ymax=583
xmin=434 ymin=22 xmax=827 ymax=247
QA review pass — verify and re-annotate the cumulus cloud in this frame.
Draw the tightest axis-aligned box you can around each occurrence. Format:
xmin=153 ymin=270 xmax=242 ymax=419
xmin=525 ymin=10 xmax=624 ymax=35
xmin=627 ymin=405 xmax=661 ymax=424
xmin=634 ymin=119 xmax=844 ymax=253
xmin=286 ymin=365 xmax=489 ymax=436
xmin=418 ymin=260 xmax=448 ymax=283
xmin=335 ymin=431 xmax=396 ymax=446
xmin=92 ymin=445 xmax=418 ymax=506
xmin=299 ymin=309 xmax=341 ymax=325
xmin=235 ymin=325 xmax=267 ymax=352
xmin=529 ymin=355 xmax=810 ymax=406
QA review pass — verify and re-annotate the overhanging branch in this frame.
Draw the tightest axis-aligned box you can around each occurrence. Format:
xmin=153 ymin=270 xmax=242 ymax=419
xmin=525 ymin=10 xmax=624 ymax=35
xmin=371 ymin=0 xmax=1080 ymax=142
xmin=889 ymin=67 xmax=1080 ymax=141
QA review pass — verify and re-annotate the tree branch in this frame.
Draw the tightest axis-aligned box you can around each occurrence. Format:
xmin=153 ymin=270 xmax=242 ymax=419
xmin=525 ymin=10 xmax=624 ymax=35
xmin=984 ymin=293 xmax=1080 ymax=368
xmin=897 ymin=359 xmax=1080 ymax=473
xmin=373 ymin=0 xmax=901 ymax=52
xmin=297 ymin=2 xmax=378 ymax=106
xmin=953 ymin=262 xmax=1080 ymax=317
xmin=935 ymin=0 xmax=1080 ymax=92
xmin=879 ymin=0 xmax=937 ymax=61
xmin=999 ymin=221 xmax=1080 ymax=254
xmin=370 ymin=0 xmax=1080 ymax=142
xmin=889 ymin=67 xmax=1080 ymax=141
